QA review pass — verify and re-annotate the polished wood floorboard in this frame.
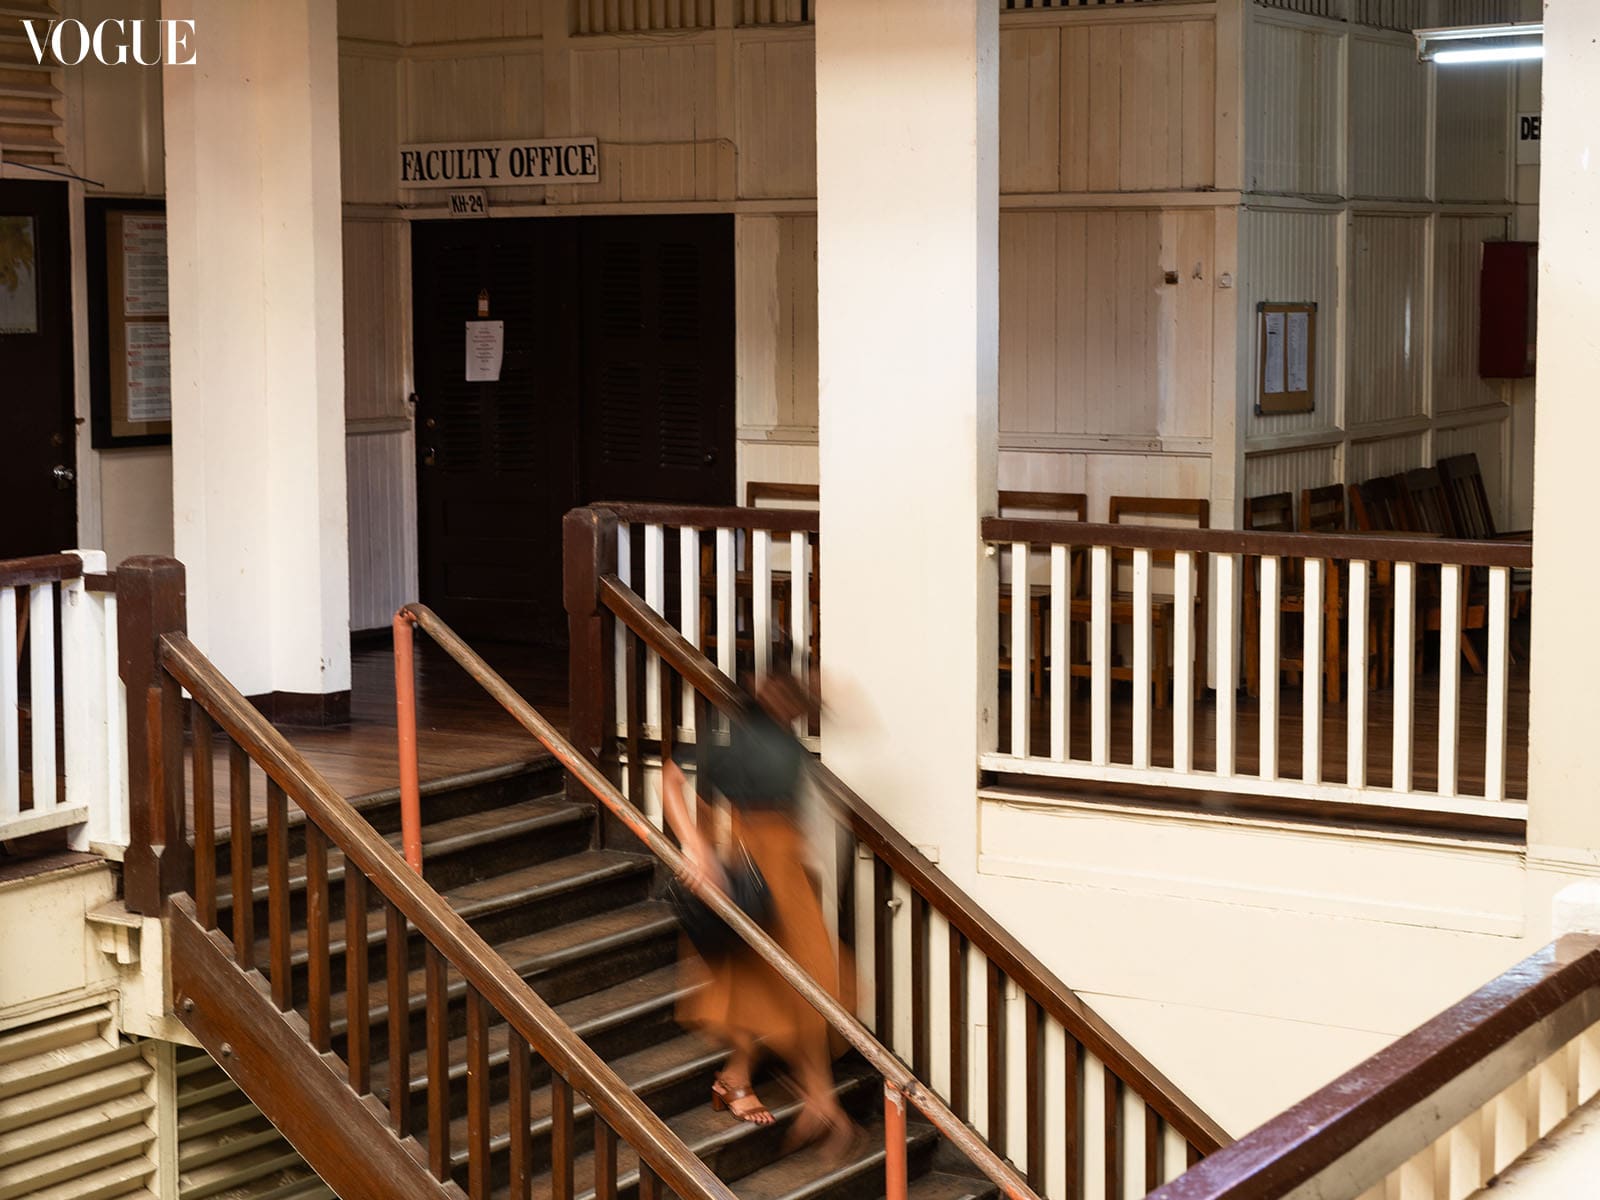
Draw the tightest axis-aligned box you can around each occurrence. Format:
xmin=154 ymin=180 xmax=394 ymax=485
xmin=188 ymin=640 xmax=569 ymax=835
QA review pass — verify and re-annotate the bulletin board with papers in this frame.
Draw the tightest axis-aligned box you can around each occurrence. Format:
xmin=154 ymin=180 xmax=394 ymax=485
xmin=90 ymin=201 xmax=172 ymax=447
xmin=1256 ymin=301 xmax=1316 ymax=416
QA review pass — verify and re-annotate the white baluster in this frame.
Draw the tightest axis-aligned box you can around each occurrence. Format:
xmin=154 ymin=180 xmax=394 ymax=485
xmin=1302 ymin=557 xmax=1323 ymax=785
xmin=29 ymin=583 xmax=57 ymax=814
xmin=1214 ymin=555 xmax=1237 ymax=778
xmin=1259 ymin=556 xmax=1279 ymax=782
xmin=614 ymin=522 xmax=631 ymax=736
xmin=1049 ymin=545 xmax=1069 ymax=762
xmin=0 ymin=587 xmax=17 ymax=822
xmin=1010 ymin=541 xmax=1029 ymax=759
xmin=753 ymin=530 xmax=772 ymax=684
xmin=1132 ymin=548 xmax=1152 ymax=769
xmin=1485 ymin=567 xmax=1511 ymax=804
xmin=105 ymin=590 xmax=127 ymax=850
xmin=1347 ymin=560 xmax=1369 ymax=790
xmin=679 ymin=527 xmax=700 ymax=738
xmin=1172 ymin=551 xmax=1195 ymax=774
xmin=716 ymin=528 xmax=736 ymax=684
xmin=1393 ymin=562 xmax=1416 ymax=794
xmin=62 ymin=552 xmax=108 ymax=852
xmin=789 ymin=531 xmax=811 ymax=729
xmin=644 ymin=524 xmax=665 ymax=737
xmin=1090 ymin=546 xmax=1110 ymax=767
xmin=1438 ymin=563 xmax=1463 ymax=799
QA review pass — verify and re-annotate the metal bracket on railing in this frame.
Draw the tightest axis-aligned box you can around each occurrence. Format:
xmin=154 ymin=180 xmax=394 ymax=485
xmin=392 ymin=609 xmax=423 ymax=873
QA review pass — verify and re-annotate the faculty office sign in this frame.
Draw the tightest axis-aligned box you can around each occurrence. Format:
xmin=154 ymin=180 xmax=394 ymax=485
xmin=399 ymin=138 xmax=601 ymax=189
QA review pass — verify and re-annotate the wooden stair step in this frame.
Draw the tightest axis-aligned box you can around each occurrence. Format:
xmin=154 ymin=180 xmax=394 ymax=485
xmin=177 ymin=1141 xmax=313 ymax=1200
xmin=0 ymin=1090 xmax=152 ymax=1170
xmin=371 ymin=962 xmax=695 ymax=1098
xmin=260 ymin=846 xmax=653 ymax=973
xmin=0 ymin=1038 xmax=142 ymax=1102
xmin=15 ymin=1157 xmax=154 ymax=1200
xmin=0 ymin=1060 xmax=149 ymax=1135
xmin=327 ymin=895 xmax=675 ymax=1037
xmin=730 ymin=1117 xmax=940 ymax=1200
xmin=0 ymin=1124 xmax=153 ymax=1200
xmin=216 ymin=796 xmax=593 ymax=910
xmin=898 ymin=1170 xmax=1001 ymax=1200
xmin=444 ymin=1031 xmax=728 ymax=1167
xmin=0 ymin=1007 xmax=107 ymax=1065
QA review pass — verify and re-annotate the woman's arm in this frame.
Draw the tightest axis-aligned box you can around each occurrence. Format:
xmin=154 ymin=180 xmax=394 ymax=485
xmin=662 ymin=760 xmax=724 ymax=893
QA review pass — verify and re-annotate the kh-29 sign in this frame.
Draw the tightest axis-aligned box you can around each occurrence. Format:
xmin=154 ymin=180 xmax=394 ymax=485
xmin=399 ymin=138 xmax=600 ymax=188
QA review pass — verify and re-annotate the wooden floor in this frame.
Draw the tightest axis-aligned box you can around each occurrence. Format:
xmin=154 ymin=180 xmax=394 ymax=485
xmin=188 ymin=639 xmax=569 ymax=834
xmin=997 ymin=656 xmax=1531 ymax=802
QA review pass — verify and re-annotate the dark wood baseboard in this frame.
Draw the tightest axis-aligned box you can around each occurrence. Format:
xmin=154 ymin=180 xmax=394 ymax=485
xmin=246 ymin=689 xmax=352 ymax=728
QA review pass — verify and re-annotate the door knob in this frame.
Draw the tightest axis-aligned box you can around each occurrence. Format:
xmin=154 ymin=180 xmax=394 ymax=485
xmin=422 ymin=448 xmax=437 ymax=467
xmin=703 ymin=448 xmax=717 ymax=465
xmin=52 ymin=464 xmax=74 ymax=490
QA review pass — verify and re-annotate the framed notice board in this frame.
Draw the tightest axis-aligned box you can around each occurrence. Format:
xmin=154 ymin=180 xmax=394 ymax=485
xmin=1256 ymin=300 xmax=1317 ymax=416
xmin=87 ymin=198 xmax=171 ymax=447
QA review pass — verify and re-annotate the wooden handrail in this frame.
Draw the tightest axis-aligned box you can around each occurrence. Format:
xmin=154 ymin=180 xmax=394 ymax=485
xmin=158 ymin=631 xmax=738 ymax=1200
xmin=982 ymin=516 xmax=1532 ymax=569
xmin=598 ymin=576 xmax=1231 ymax=1155
xmin=0 ymin=552 xmax=83 ymax=588
xmin=1145 ymin=935 xmax=1600 ymax=1200
xmin=399 ymin=602 xmax=1042 ymax=1200
xmin=594 ymin=501 xmax=819 ymax=533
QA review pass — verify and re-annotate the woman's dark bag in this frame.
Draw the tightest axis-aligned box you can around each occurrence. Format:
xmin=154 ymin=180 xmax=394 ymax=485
xmin=667 ymin=842 xmax=773 ymax=960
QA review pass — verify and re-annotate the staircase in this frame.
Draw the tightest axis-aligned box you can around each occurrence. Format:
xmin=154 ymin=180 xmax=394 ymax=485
xmin=178 ymin=756 xmax=999 ymax=1200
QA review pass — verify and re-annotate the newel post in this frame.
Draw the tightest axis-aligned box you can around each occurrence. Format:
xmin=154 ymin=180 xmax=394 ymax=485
xmin=564 ymin=507 xmax=618 ymax=806
xmin=119 ymin=556 xmax=192 ymax=916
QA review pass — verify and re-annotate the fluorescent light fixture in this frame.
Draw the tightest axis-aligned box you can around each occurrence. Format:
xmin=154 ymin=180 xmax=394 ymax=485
xmin=1416 ymin=22 xmax=1543 ymax=65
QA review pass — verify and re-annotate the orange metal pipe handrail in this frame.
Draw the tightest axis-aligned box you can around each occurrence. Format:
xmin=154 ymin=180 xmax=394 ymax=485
xmin=392 ymin=610 xmax=423 ymax=872
xmin=884 ymin=1082 xmax=908 ymax=1200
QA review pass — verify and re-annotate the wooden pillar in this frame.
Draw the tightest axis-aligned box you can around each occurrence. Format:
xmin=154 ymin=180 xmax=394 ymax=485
xmin=564 ymin=507 xmax=618 ymax=808
xmin=119 ymin=556 xmax=191 ymax=916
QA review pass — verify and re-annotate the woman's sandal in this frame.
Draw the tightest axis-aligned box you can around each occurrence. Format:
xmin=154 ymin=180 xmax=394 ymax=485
xmin=711 ymin=1077 xmax=775 ymax=1126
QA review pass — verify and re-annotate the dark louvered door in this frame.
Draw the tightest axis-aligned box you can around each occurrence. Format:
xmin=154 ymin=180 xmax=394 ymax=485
xmin=580 ymin=216 xmax=734 ymax=505
xmin=412 ymin=219 xmax=580 ymax=643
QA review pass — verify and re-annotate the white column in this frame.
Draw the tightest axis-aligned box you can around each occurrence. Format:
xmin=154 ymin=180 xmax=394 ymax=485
xmin=163 ymin=0 xmax=351 ymax=704
xmin=1529 ymin=2 xmax=1600 ymax=862
xmin=816 ymin=2 xmax=999 ymax=885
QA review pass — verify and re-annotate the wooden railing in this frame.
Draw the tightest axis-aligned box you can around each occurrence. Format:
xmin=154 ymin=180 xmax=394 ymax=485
xmin=1146 ymin=928 xmax=1600 ymax=1200
xmin=153 ymin=624 xmax=739 ymax=1200
xmin=982 ymin=518 xmax=1532 ymax=831
xmin=565 ymin=505 xmax=1229 ymax=1195
xmin=0 ymin=549 xmax=123 ymax=850
xmin=403 ymin=599 xmax=1041 ymax=1200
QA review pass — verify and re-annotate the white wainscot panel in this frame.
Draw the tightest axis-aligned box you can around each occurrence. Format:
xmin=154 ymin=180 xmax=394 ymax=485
xmin=1244 ymin=444 xmax=1340 ymax=505
xmin=1241 ymin=207 xmax=1341 ymax=441
xmin=1350 ymin=35 xmax=1430 ymax=200
xmin=1246 ymin=18 xmax=1341 ymax=196
xmin=1348 ymin=431 xmax=1426 ymax=481
xmin=999 ymin=451 xmax=1211 ymax=523
xmin=347 ymin=428 xmax=418 ymax=633
xmin=1349 ymin=215 xmax=1428 ymax=426
xmin=339 ymin=52 xmax=402 ymax=206
xmin=737 ymin=37 xmax=816 ymax=200
xmin=1435 ymin=61 xmax=1513 ymax=204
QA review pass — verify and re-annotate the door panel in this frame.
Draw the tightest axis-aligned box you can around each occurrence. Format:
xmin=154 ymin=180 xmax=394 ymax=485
xmin=580 ymin=216 xmax=735 ymax=505
xmin=0 ymin=181 xmax=75 ymax=558
xmin=412 ymin=219 xmax=580 ymax=643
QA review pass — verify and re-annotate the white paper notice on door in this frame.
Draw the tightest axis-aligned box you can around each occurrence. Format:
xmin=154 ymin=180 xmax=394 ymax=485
xmin=1286 ymin=311 xmax=1310 ymax=394
xmin=1262 ymin=311 xmax=1286 ymax=394
xmin=126 ymin=322 xmax=171 ymax=422
xmin=465 ymin=319 xmax=504 ymax=382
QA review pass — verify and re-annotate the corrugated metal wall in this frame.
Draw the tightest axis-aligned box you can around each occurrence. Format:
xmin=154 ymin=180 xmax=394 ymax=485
xmin=1349 ymin=36 xmax=1429 ymax=200
xmin=1348 ymin=215 xmax=1428 ymax=425
xmin=1246 ymin=20 xmax=1343 ymax=196
xmin=1433 ymin=215 xmax=1511 ymax=415
xmin=1436 ymin=64 xmax=1514 ymax=204
xmin=1244 ymin=444 xmax=1342 ymax=501
xmin=1240 ymin=208 xmax=1342 ymax=441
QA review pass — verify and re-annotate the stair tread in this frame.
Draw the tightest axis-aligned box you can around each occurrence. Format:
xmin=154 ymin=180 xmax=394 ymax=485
xmin=216 ymin=796 xmax=593 ymax=909
xmin=371 ymin=961 xmax=694 ymax=1096
xmin=261 ymin=847 xmax=653 ymax=971
xmin=445 ymin=1031 xmax=726 ymax=1159
xmin=331 ymin=898 xmax=677 ymax=1035
xmin=731 ymin=1117 xmax=938 ymax=1200
xmin=898 ymin=1171 xmax=1001 ymax=1200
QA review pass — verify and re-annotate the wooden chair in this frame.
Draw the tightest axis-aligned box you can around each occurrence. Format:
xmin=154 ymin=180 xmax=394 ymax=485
xmin=1299 ymin=484 xmax=1346 ymax=535
xmin=1063 ymin=497 xmax=1208 ymax=709
xmin=745 ymin=481 xmax=818 ymax=509
xmin=1403 ymin=467 xmax=1456 ymax=537
xmin=1242 ymin=492 xmax=1312 ymax=700
xmin=1349 ymin=474 xmax=1417 ymax=534
xmin=1438 ymin=454 xmax=1532 ymax=542
xmin=995 ymin=491 xmax=1087 ymax=699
